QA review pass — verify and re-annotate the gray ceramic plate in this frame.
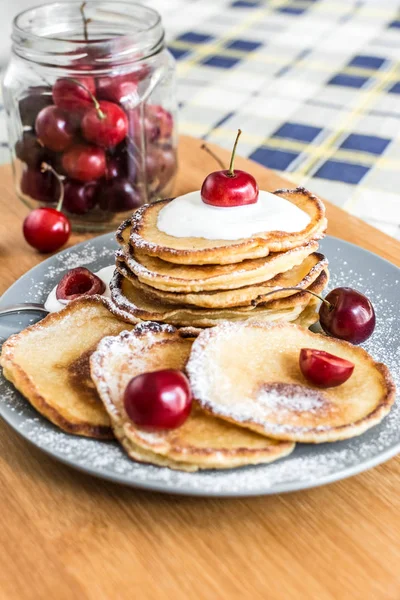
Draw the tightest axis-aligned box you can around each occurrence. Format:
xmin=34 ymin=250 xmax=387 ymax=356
xmin=0 ymin=235 xmax=399 ymax=496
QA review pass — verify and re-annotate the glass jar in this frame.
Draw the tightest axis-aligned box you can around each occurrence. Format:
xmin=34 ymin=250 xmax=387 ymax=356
xmin=2 ymin=1 xmax=177 ymax=231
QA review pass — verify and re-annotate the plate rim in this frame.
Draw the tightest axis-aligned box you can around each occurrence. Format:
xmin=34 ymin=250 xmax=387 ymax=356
xmin=1 ymin=402 xmax=400 ymax=497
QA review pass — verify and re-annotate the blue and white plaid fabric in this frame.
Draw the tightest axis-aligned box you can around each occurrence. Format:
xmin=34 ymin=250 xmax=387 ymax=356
xmin=1 ymin=0 xmax=400 ymax=239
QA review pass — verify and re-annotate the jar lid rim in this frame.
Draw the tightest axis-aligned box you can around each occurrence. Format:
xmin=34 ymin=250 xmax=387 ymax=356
xmin=12 ymin=1 xmax=164 ymax=67
xmin=13 ymin=1 xmax=162 ymax=40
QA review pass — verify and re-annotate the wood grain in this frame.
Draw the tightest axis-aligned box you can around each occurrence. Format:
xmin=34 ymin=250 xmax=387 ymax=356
xmin=0 ymin=135 xmax=400 ymax=600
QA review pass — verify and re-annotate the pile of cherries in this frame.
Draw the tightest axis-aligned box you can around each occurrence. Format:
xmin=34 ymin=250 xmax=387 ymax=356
xmin=17 ymin=74 xmax=176 ymax=251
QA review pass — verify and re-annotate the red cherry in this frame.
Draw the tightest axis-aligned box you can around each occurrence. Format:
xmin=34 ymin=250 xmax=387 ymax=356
xmin=319 ymin=287 xmax=376 ymax=344
xmin=109 ymin=143 xmax=134 ymax=180
xmin=62 ymin=144 xmax=106 ymax=182
xmin=147 ymin=105 xmax=173 ymax=140
xmin=53 ymin=77 xmax=96 ymax=111
xmin=19 ymin=86 xmax=53 ymax=128
xmin=202 ymin=169 xmax=258 ymax=208
xmin=56 ymin=267 xmax=105 ymax=301
xmin=63 ymin=179 xmax=98 ymax=214
xmin=105 ymin=157 xmax=126 ymax=180
xmin=124 ymin=369 xmax=192 ymax=430
xmin=20 ymin=166 xmax=57 ymax=203
xmin=35 ymin=106 xmax=77 ymax=152
xmin=98 ymin=179 xmax=141 ymax=212
xmin=15 ymin=132 xmax=50 ymax=169
xmin=146 ymin=146 xmax=177 ymax=189
xmin=299 ymin=348 xmax=354 ymax=388
xmin=201 ymin=130 xmax=258 ymax=207
xmin=96 ymin=75 xmax=138 ymax=104
xmin=145 ymin=151 xmax=159 ymax=182
xmin=23 ymin=207 xmax=70 ymax=253
xmin=157 ymin=147 xmax=177 ymax=190
xmin=127 ymin=108 xmax=160 ymax=144
xmin=81 ymin=101 xmax=128 ymax=148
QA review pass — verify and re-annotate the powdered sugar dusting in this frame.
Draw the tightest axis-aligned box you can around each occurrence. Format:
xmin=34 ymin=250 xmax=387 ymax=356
xmin=257 ymin=384 xmax=328 ymax=413
xmin=0 ymin=234 xmax=399 ymax=495
xmin=187 ymin=325 xmax=335 ymax=436
xmin=44 ymin=242 xmax=113 ymax=280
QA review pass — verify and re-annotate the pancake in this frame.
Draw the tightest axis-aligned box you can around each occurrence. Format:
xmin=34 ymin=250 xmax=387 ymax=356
xmin=117 ymin=252 xmax=328 ymax=309
xmin=186 ymin=322 xmax=395 ymax=443
xmin=0 ymin=297 xmax=135 ymax=438
xmin=292 ymin=298 xmax=320 ymax=329
xmin=90 ymin=321 xmax=295 ymax=471
xmin=116 ymin=237 xmax=320 ymax=293
xmin=122 ymin=187 xmax=326 ymax=265
xmin=109 ymin=268 xmax=329 ymax=328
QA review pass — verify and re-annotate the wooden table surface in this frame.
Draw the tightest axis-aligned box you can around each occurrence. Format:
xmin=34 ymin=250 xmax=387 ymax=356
xmin=0 ymin=135 xmax=400 ymax=600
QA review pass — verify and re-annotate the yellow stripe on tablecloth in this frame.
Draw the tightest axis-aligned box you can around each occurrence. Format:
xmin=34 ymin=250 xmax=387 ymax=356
xmin=171 ymin=39 xmax=400 ymax=84
xmin=197 ymin=128 xmax=398 ymax=170
xmin=176 ymin=0 xmax=301 ymax=78
xmin=292 ymin=61 xmax=400 ymax=181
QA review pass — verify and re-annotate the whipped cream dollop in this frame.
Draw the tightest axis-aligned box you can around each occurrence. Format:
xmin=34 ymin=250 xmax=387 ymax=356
xmin=44 ymin=265 xmax=115 ymax=313
xmin=157 ymin=190 xmax=311 ymax=241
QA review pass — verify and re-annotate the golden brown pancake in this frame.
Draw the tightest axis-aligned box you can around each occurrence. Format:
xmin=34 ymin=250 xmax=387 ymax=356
xmin=186 ymin=322 xmax=395 ymax=443
xmin=0 ymin=297 xmax=135 ymax=438
xmin=116 ymin=252 xmax=328 ymax=309
xmin=116 ymin=239 xmax=320 ymax=293
xmin=108 ymin=268 xmax=329 ymax=328
xmin=90 ymin=322 xmax=295 ymax=471
xmin=120 ymin=187 xmax=326 ymax=265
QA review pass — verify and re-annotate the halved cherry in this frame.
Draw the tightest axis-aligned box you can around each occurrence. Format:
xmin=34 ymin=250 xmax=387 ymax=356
xmin=299 ymin=348 xmax=354 ymax=388
xmin=56 ymin=267 xmax=105 ymax=301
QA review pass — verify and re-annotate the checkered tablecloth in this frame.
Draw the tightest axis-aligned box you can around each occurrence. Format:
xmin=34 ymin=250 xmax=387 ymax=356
xmin=1 ymin=0 xmax=400 ymax=240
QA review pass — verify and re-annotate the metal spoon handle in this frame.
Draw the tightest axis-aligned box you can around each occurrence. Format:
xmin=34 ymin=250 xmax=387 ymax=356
xmin=0 ymin=303 xmax=49 ymax=316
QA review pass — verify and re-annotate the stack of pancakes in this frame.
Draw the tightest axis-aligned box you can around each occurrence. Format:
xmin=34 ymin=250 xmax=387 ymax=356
xmin=109 ymin=187 xmax=329 ymax=329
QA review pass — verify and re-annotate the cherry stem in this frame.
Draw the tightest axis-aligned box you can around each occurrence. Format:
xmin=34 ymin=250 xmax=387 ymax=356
xmin=80 ymin=2 xmax=90 ymax=42
xmin=261 ymin=287 xmax=331 ymax=308
xmin=228 ymin=129 xmax=242 ymax=177
xmin=65 ymin=77 xmax=105 ymax=120
xmin=201 ymin=144 xmax=226 ymax=170
xmin=41 ymin=162 xmax=65 ymax=212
